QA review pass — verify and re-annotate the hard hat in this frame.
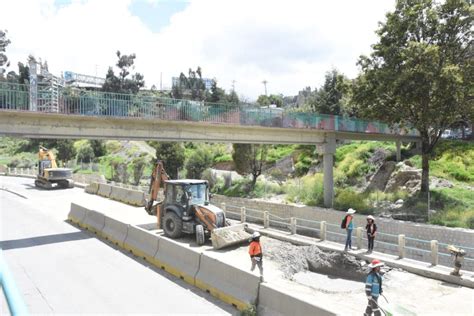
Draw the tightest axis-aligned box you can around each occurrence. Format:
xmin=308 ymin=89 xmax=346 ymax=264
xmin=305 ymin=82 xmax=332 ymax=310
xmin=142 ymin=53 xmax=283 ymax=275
xmin=368 ymin=259 xmax=384 ymax=268
xmin=252 ymin=232 xmax=261 ymax=239
xmin=367 ymin=215 xmax=375 ymax=220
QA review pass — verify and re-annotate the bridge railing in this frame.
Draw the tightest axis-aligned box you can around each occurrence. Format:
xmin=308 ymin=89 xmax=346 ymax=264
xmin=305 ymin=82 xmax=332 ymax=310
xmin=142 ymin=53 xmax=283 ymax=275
xmin=0 ymin=84 xmax=419 ymax=137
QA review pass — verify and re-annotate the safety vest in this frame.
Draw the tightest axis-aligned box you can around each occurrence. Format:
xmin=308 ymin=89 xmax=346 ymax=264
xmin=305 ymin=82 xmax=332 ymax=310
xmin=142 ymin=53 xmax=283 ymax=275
xmin=249 ymin=241 xmax=262 ymax=257
xmin=365 ymin=272 xmax=383 ymax=297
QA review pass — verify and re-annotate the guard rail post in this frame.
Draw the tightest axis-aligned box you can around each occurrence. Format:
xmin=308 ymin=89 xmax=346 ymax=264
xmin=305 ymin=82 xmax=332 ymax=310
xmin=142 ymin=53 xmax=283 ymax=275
xmin=398 ymin=234 xmax=406 ymax=258
xmin=320 ymin=221 xmax=327 ymax=241
xmin=240 ymin=207 xmax=246 ymax=223
xmin=263 ymin=211 xmax=269 ymax=228
xmin=356 ymin=227 xmax=363 ymax=250
xmin=14 ymin=168 xmax=17 ymax=174
xmin=290 ymin=217 xmax=297 ymax=235
xmin=431 ymin=240 xmax=438 ymax=266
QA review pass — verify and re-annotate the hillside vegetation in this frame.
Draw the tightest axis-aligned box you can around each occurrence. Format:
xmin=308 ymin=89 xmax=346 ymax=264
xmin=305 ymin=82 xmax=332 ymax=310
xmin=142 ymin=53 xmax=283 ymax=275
xmin=0 ymin=137 xmax=472 ymax=228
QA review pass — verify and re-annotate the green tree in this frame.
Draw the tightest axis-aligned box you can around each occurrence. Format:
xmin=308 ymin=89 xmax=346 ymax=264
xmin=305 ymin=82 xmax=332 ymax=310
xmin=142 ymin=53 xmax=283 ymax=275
xmin=131 ymin=155 xmax=147 ymax=185
xmin=352 ymin=0 xmax=473 ymax=193
xmin=172 ymin=67 xmax=206 ymax=101
xmin=232 ymin=144 xmax=268 ymax=190
xmin=17 ymin=62 xmax=29 ymax=84
xmin=226 ymin=90 xmax=240 ymax=104
xmin=257 ymin=94 xmax=283 ymax=107
xmin=149 ymin=141 xmax=185 ymax=179
xmin=307 ymin=69 xmax=350 ymax=115
xmin=89 ymin=140 xmax=106 ymax=157
xmin=185 ymin=146 xmax=213 ymax=179
xmin=76 ymin=142 xmax=95 ymax=163
xmin=55 ymin=140 xmax=76 ymax=163
xmin=209 ymin=79 xmax=226 ymax=102
xmin=102 ymin=51 xmax=145 ymax=94
xmin=0 ymin=30 xmax=11 ymax=78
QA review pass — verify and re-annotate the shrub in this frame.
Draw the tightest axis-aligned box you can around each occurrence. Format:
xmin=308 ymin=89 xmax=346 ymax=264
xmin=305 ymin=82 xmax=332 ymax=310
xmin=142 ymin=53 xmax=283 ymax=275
xmin=334 ymin=189 xmax=372 ymax=214
xmin=467 ymin=216 xmax=474 ymax=229
xmin=105 ymin=140 xmax=122 ymax=154
xmin=285 ymin=174 xmax=324 ymax=206
xmin=185 ymin=147 xmax=213 ymax=179
xmin=294 ymin=152 xmax=312 ymax=176
xmin=131 ymin=156 xmax=147 ymax=185
xmin=241 ymin=305 xmax=257 ymax=316
xmin=76 ymin=142 xmax=95 ymax=163
xmin=214 ymin=153 xmax=232 ymax=163
xmin=201 ymin=168 xmax=217 ymax=188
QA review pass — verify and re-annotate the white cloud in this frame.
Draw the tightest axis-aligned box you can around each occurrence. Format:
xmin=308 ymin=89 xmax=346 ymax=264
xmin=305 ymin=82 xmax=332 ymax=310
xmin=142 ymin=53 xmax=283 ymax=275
xmin=3 ymin=0 xmax=395 ymax=100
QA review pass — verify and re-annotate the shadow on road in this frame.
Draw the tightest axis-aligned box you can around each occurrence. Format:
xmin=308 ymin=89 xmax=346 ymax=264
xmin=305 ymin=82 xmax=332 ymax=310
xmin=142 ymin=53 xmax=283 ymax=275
xmin=0 ymin=231 xmax=93 ymax=250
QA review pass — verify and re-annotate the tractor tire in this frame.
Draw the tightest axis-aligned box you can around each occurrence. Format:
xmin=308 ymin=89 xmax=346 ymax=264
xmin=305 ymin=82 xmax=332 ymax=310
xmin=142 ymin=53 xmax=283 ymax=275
xmin=163 ymin=212 xmax=183 ymax=238
xmin=196 ymin=224 xmax=205 ymax=246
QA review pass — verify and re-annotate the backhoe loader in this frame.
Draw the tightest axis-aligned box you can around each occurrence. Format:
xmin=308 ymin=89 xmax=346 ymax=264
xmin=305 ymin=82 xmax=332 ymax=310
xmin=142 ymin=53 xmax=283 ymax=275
xmin=35 ymin=146 xmax=74 ymax=189
xmin=145 ymin=161 xmax=250 ymax=249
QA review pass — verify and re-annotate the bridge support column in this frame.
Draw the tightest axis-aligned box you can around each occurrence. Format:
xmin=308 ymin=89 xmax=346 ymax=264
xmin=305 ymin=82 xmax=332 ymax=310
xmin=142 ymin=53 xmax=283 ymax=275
xmin=396 ymin=141 xmax=401 ymax=162
xmin=318 ymin=134 xmax=336 ymax=208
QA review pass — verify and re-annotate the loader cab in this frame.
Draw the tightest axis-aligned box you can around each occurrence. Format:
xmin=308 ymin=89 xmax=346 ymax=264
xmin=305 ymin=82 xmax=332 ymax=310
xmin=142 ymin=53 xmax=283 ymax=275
xmin=165 ymin=179 xmax=209 ymax=210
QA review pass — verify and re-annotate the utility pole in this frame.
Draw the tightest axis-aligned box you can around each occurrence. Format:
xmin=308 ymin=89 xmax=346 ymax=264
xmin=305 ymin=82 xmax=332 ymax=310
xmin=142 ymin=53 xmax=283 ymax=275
xmin=262 ymin=80 xmax=268 ymax=96
xmin=160 ymin=72 xmax=163 ymax=91
xmin=231 ymin=80 xmax=236 ymax=92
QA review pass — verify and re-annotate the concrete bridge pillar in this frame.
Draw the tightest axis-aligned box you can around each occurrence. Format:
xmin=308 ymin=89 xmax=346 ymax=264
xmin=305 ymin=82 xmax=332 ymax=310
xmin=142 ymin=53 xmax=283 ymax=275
xmin=396 ymin=141 xmax=401 ymax=162
xmin=318 ymin=134 xmax=336 ymax=208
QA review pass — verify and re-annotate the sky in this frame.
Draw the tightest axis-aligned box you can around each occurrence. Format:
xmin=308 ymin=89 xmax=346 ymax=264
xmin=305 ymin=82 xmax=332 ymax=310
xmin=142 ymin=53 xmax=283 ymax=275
xmin=2 ymin=0 xmax=396 ymax=100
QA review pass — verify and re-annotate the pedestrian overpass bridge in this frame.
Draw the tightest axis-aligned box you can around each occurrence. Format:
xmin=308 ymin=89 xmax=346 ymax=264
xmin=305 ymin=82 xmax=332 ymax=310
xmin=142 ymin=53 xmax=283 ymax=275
xmin=0 ymin=83 xmax=420 ymax=207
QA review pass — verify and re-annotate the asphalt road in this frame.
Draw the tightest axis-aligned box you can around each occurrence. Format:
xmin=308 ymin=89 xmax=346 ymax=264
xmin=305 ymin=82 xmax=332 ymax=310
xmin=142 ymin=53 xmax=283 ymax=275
xmin=0 ymin=176 xmax=236 ymax=315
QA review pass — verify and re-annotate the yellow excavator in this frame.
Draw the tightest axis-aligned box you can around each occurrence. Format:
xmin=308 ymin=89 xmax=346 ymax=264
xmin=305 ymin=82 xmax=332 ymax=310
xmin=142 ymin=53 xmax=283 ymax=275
xmin=35 ymin=146 xmax=74 ymax=189
xmin=145 ymin=161 xmax=250 ymax=249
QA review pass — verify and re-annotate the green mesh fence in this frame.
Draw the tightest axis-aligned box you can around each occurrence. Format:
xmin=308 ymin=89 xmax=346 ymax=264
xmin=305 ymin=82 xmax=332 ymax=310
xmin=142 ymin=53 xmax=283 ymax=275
xmin=0 ymin=85 xmax=419 ymax=137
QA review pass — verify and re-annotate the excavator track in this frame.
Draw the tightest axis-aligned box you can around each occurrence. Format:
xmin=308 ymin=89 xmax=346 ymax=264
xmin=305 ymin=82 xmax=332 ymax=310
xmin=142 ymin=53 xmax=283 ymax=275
xmin=35 ymin=179 xmax=53 ymax=189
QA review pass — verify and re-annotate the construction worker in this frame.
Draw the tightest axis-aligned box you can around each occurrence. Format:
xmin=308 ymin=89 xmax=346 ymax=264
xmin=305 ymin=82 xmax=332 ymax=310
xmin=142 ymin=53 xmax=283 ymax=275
xmin=365 ymin=259 xmax=384 ymax=316
xmin=249 ymin=232 xmax=264 ymax=280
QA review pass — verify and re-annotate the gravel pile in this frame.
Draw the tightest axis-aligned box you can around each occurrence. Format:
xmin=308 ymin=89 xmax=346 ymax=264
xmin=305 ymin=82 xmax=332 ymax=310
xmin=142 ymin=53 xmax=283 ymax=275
xmin=262 ymin=237 xmax=367 ymax=281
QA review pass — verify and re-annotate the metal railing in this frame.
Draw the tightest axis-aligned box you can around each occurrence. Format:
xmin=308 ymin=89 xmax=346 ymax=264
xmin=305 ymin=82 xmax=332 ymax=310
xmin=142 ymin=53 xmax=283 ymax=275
xmin=220 ymin=202 xmax=474 ymax=271
xmin=0 ymin=84 xmax=419 ymax=137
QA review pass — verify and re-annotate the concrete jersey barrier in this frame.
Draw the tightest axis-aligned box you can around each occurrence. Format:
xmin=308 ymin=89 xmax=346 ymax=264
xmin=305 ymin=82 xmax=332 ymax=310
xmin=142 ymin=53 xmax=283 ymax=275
xmin=195 ymin=253 xmax=260 ymax=311
xmin=109 ymin=186 xmax=146 ymax=207
xmin=97 ymin=183 xmax=112 ymax=198
xmin=154 ymin=237 xmax=202 ymax=286
xmin=123 ymin=225 xmax=160 ymax=263
xmin=102 ymin=216 xmax=129 ymax=247
xmin=68 ymin=203 xmax=90 ymax=226
xmin=258 ymin=283 xmax=337 ymax=316
xmin=85 ymin=182 xmax=100 ymax=195
xmin=83 ymin=210 xmax=106 ymax=235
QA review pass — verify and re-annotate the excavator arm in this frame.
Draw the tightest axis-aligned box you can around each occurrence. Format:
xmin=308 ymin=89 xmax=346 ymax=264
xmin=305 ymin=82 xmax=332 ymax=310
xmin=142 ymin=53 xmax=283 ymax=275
xmin=39 ymin=146 xmax=58 ymax=168
xmin=145 ymin=160 xmax=170 ymax=215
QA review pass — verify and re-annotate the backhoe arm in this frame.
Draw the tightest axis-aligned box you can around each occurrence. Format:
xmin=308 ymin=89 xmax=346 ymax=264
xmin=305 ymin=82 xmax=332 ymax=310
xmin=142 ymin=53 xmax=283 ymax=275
xmin=145 ymin=160 xmax=170 ymax=215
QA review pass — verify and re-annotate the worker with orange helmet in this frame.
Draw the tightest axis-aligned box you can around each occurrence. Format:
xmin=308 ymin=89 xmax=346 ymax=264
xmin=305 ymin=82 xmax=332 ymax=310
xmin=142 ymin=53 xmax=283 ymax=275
xmin=364 ymin=259 xmax=384 ymax=316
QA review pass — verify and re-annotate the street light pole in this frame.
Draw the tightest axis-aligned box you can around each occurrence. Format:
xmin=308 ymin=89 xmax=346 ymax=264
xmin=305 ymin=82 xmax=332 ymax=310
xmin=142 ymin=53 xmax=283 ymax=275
xmin=262 ymin=80 xmax=268 ymax=96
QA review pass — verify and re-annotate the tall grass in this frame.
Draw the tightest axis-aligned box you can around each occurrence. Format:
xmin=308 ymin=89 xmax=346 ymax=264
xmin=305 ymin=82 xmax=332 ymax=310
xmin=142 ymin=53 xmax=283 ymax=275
xmin=285 ymin=173 xmax=324 ymax=206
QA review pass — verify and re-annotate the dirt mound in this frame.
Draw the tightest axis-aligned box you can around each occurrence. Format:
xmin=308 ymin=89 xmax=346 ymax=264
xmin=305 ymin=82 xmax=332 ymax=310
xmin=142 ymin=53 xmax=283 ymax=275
xmin=263 ymin=237 xmax=366 ymax=281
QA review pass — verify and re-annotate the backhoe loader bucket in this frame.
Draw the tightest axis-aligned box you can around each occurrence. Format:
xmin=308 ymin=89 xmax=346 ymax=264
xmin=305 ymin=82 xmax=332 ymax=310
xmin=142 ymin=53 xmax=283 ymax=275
xmin=211 ymin=224 xmax=251 ymax=250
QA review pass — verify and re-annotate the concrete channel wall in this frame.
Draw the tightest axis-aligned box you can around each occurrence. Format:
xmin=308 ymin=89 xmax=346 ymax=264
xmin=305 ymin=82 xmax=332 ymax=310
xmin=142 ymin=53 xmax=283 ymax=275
xmin=212 ymin=195 xmax=474 ymax=271
xmin=67 ymin=203 xmax=337 ymax=314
